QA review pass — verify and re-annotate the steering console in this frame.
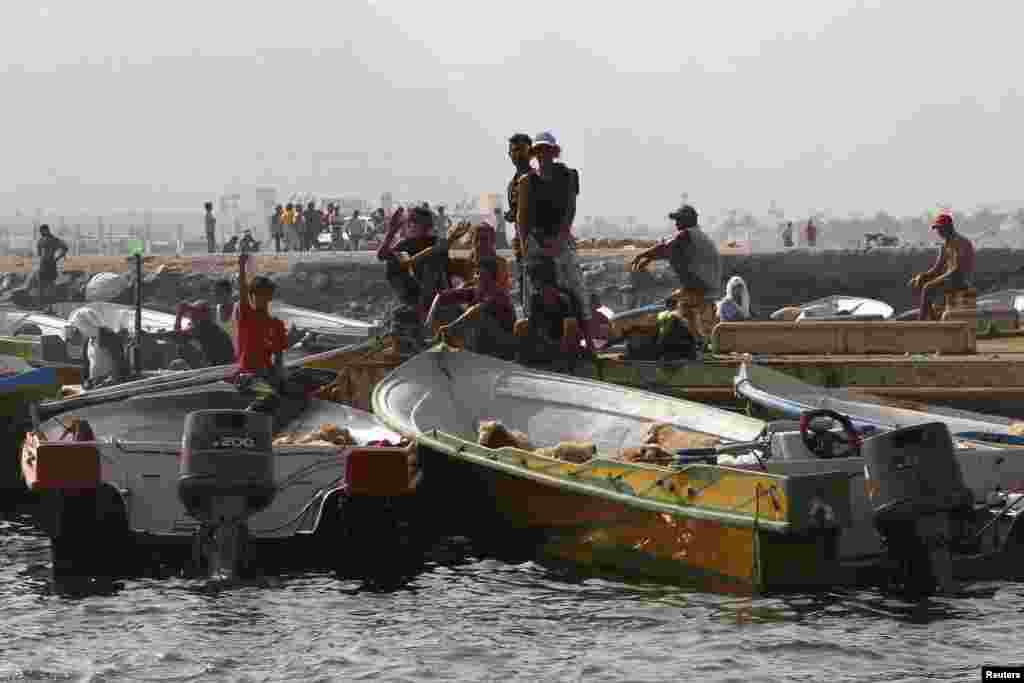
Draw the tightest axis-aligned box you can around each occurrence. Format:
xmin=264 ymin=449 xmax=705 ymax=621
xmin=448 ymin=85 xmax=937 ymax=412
xmin=799 ymin=409 xmax=862 ymax=459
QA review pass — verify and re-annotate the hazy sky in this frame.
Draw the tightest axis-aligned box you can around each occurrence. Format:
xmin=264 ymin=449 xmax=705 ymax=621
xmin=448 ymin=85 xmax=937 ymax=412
xmin=3 ymin=0 xmax=1022 ymax=223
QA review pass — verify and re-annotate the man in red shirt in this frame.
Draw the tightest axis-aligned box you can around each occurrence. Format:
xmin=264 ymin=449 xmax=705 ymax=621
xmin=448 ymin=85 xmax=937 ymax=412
xmin=909 ymin=213 xmax=976 ymax=321
xmin=236 ymin=253 xmax=288 ymax=412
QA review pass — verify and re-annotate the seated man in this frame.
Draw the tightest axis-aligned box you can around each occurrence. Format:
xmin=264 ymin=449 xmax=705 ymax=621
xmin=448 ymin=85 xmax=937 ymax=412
xmin=173 ymin=299 xmax=236 ymax=367
xmin=377 ymin=206 xmax=455 ymax=325
xmin=443 ymin=221 xmax=513 ymax=291
xmin=909 ymin=213 xmax=975 ymax=321
xmin=239 ymin=229 xmax=259 ymax=253
xmin=433 ymin=257 xmax=518 ymax=360
xmin=630 ymin=204 xmax=722 ymax=340
xmin=235 ymin=253 xmax=289 ymax=413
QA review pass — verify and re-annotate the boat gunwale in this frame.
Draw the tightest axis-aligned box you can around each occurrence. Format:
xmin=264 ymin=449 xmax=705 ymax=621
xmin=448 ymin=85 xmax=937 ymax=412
xmin=384 ymin=421 xmax=799 ymax=533
xmin=734 ymin=360 xmax=1024 ymax=445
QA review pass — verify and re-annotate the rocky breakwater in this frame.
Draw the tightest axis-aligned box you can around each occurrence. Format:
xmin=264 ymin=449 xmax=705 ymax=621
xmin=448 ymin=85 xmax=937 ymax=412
xmin=1 ymin=246 xmax=1024 ymax=322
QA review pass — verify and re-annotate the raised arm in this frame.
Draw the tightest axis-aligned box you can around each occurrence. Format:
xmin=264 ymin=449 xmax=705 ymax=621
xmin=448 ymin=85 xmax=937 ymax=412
xmin=377 ymin=207 xmax=405 ymax=261
xmin=238 ymin=253 xmax=249 ymax=309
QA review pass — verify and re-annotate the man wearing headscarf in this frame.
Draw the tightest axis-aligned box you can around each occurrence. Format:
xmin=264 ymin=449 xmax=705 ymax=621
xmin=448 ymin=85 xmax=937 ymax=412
xmin=69 ymin=306 xmax=127 ymax=387
xmin=717 ymin=276 xmax=752 ymax=322
xmin=174 ymin=299 xmax=236 ymax=367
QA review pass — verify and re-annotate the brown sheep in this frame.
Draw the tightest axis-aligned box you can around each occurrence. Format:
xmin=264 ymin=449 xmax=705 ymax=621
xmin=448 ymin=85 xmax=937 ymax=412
xmin=477 ymin=420 xmax=596 ymax=464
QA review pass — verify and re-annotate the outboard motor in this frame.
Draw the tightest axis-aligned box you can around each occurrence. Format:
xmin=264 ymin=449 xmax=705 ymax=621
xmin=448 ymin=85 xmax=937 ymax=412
xmin=862 ymin=422 xmax=973 ymax=597
xmin=178 ymin=410 xmax=276 ymax=578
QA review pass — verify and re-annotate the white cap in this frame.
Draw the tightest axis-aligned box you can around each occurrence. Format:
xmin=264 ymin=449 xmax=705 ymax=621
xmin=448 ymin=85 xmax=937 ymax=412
xmin=531 ymin=131 xmax=560 ymax=150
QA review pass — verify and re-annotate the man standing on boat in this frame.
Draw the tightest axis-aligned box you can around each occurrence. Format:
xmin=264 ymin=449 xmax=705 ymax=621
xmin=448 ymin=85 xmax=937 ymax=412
xmin=235 ymin=252 xmax=288 ymax=413
xmin=909 ymin=213 xmax=976 ymax=321
xmin=515 ymin=131 xmax=594 ymax=354
xmin=506 ymin=132 xmax=533 ymax=309
xmin=629 ymin=203 xmax=723 ymax=340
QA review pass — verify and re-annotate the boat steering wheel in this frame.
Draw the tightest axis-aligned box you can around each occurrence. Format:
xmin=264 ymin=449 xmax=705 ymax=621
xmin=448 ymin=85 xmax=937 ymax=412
xmin=799 ymin=409 xmax=862 ymax=459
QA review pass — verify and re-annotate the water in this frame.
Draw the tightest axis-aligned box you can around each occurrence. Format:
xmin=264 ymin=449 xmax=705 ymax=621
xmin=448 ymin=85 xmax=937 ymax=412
xmin=2 ymin=514 xmax=1022 ymax=683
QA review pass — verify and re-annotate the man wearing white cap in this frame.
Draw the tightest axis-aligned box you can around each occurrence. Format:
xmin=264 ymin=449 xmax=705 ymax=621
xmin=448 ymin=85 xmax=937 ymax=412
xmin=515 ymin=131 xmax=594 ymax=354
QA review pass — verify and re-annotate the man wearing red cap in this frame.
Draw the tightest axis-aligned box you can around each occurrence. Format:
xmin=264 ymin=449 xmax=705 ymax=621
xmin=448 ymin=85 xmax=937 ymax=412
xmin=909 ymin=213 xmax=975 ymax=321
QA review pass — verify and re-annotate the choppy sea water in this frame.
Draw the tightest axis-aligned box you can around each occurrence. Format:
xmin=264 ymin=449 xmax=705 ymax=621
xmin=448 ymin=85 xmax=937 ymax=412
xmin=2 ymin=514 xmax=1022 ymax=683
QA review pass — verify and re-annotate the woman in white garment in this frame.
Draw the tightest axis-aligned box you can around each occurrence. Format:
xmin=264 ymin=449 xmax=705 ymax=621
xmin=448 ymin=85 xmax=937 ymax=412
xmin=716 ymin=275 xmax=752 ymax=322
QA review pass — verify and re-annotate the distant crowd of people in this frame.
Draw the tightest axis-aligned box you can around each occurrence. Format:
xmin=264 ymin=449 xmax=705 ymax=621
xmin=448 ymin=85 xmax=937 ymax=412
xmin=202 ymin=201 xmax=464 ymax=255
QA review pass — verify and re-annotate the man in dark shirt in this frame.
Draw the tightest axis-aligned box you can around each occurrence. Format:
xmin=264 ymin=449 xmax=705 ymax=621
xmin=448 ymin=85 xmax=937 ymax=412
xmin=304 ymin=202 xmax=321 ymax=252
xmin=36 ymin=224 xmax=68 ymax=312
xmin=204 ymin=202 xmax=217 ymax=253
xmin=630 ymin=204 xmax=723 ymax=339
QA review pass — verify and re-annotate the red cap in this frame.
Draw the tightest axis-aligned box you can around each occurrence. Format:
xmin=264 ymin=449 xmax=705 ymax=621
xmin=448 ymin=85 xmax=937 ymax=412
xmin=931 ymin=213 xmax=953 ymax=229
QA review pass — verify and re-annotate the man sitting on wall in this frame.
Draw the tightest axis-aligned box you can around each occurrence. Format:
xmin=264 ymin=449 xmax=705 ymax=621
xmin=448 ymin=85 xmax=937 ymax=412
xmin=909 ymin=213 xmax=975 ymax=321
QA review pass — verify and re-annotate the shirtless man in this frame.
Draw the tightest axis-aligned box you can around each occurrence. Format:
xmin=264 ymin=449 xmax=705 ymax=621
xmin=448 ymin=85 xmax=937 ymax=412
xmin=506 ymin=133 xmax=533 ymax=307
xmin=909 ymin=213 xmax=975 ymax=321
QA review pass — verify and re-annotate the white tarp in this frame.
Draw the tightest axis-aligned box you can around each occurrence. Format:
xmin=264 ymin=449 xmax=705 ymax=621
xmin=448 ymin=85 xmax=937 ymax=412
xmin=85 ymin=272 xmax=133 ymax=302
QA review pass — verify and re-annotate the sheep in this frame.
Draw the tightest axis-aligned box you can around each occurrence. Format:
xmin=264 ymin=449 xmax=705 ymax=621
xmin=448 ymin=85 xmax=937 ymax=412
xmin=477 ymin=420 xmax=596 ymax=464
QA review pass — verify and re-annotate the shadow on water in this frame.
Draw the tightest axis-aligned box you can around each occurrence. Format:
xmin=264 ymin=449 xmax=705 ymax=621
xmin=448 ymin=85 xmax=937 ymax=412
xmin=5 ymin=505 xmax=1023 ymax=626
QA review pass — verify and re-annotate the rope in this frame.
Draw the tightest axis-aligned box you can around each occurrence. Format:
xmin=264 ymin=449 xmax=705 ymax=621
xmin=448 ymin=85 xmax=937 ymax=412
xmin=752 ymin=483 xmax=763 ymax=590
xmin=971 ymin=493 xmax=1024 ymax=544
xmin=726 ymin=483 xmax=781 ymax=514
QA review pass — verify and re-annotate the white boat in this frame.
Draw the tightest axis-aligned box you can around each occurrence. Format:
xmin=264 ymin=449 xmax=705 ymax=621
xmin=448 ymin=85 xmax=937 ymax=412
xmin=0 ymin=307 xmax=72 ymax=339
xmin=771 ymin=295 xmax=895 ymax=321
xmin=22 ymin=374 xmax=418 ymax=580
xmin=271 ymin=303 xmax=384 ymax=348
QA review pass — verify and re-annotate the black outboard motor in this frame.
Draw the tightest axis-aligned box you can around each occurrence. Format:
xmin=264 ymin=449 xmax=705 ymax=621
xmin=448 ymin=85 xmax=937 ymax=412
xmin=178 ymin=410 xmax=275 ymax=578
xmin=862 ymin=422 xmax=973 ymax=597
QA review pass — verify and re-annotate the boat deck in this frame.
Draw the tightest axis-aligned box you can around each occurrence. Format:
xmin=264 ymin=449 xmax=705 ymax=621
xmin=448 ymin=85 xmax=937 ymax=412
xmin=591 ymin=334 xmax=1024 ymax=406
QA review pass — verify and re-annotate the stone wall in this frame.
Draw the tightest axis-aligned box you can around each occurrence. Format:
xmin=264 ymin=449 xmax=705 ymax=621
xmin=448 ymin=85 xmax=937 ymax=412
xmin=2 ymin=247 xmax=1023 ymax=320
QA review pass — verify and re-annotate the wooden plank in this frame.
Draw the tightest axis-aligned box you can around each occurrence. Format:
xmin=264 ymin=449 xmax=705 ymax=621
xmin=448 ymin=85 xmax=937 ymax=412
xmin=712 ymin=321 xmax=975 ymax=355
